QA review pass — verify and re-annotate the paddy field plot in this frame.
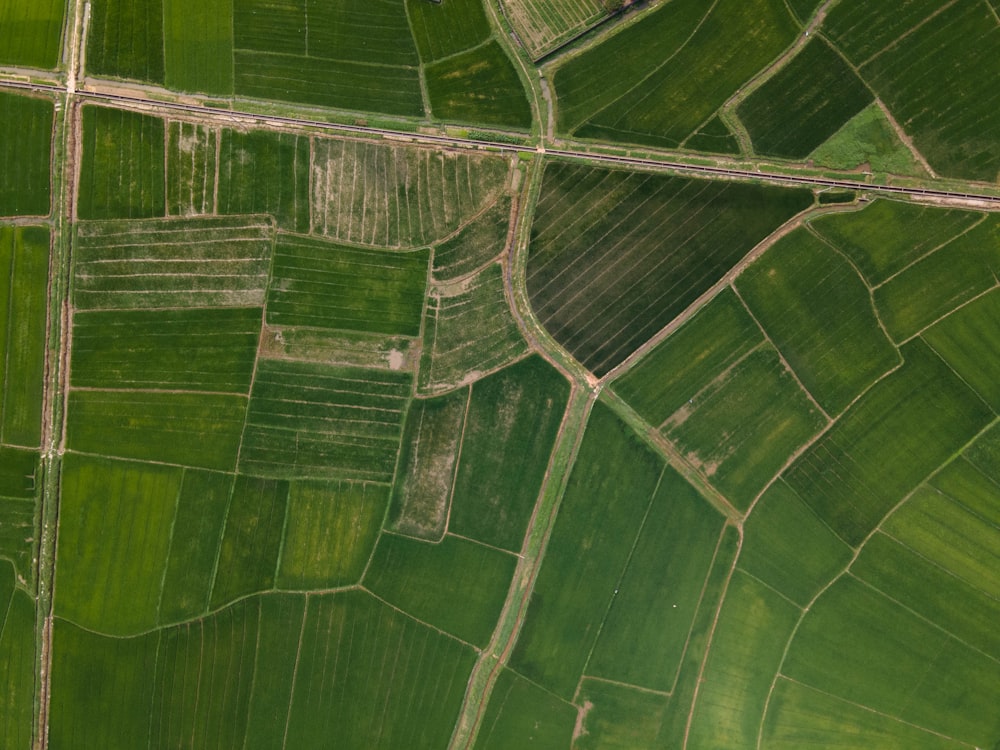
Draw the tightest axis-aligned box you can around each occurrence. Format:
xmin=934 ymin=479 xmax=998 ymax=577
xmin=165 ymin=121 xmax=217 ymax=216
xmin=419 ymin=262 xmax=529 ymax=392
xmin=0 ymin=566 xmax=35 ymax=749
xmin=0 ymin=0 xmax=65 ymax=69
xmin=0 ymin=447 xmax=39 ymax=584
xmin=406 ymin=0 xmax=492 ymax=63
xmin=162 ymin=0 xmax=234 ymax=95
xmin=85 ymin=0 xmax=165 ymax=83
xmin=0 ymin=92 xmax=52 ymax=217
xmin=310 ymin=138 xmax=510 ymax=248
xmin=573 ymin=679 xmax=669 ymax=750
xmin=683 ymin=115 xmax=740 ymax=156
xmin=0 ymin=225 xmax=50 ymax=448
xmin=499 ymin=0 xmax=607 ymax=59
xmin=526 ymin=161 xmax=812 ymax=375
xmin=431 ymin=194 xmax=512 ymax=281
xmin=474 ymin=667 xmax=576 ymax=750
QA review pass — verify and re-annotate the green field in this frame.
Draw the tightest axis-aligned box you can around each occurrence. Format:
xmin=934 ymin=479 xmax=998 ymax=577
xmin=165 ymin=120 xmax=217 ymax=216
xmin=0 ymin=225 xmax=49 ymax=448
xmin=808 ymin=102 xmax=926 ymax=177
xmin=239 ymin=360 xmax=412 ymax=482
xmin=574 ymin=679 xmax=669 ymax=750
xmin=556 ymin=0 xmax=799 ymax=149
xmin=527 ymin=162 xmax=812 ymax=374
xmin=70 ymin=306 xmax=260 ymax=392
xmin=0 ymin=577 xmax=36 ymax=748
xmin=431 ymin=194 xmax=512 ymax=280
xmin=784 ymin=340 xmax=993 ymax=545
xmin=267 ymin=235 xmax=429 ymax=336
xmin=736 ymin=227 xmax=900 ymax=414
xmin=86 ymin=0 xmax=165 ymax=83
xmin=217 ymin=128 xmax=310 ymax=232
xmin=0 ymin=0 xmax=65 ymax=69
xmin=78 ymin=106 xmax=165 ymax=220
xmin=72 ymin=216 xmax=273 ymax=309
xmin=311 ymin=138 xmax=509 ymax=248
xmin=500 ymin=0 xmax=607 ymax=59
xmin=425 ymin=41 xmax=532 ymax=129
xmin=683 ymin=115 xmax=740 ymax=155
xmin=0 ymin=92 xmax=53 ymax=217
xmin=737 ymin=39 xmax=873 ymax=160
xmin=419 ymin=262 xmax=529 ymax=392
xmin=474 ymin=667 xmax=577 ymax=749
xmin=407 ymin=0 xmax=491 ymax=62
xmin=163 ymin=0 xmax=234 ymax=95
xmin=364 ymin=533 xmax=517 ymax=647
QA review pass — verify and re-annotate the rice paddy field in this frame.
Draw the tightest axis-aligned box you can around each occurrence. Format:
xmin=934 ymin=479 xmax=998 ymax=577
xmin=5 ymin=0 xmax=1000 ymax=745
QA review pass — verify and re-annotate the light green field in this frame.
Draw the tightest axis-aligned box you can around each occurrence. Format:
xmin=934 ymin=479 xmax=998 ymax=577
xmin=474 ymin=667 xmax=577 ymax=749
xmin=574 ymin=679 xmax=669 ymax=750
xmin=163 ymin=0 xmax=233 ymax=95
xmin=809 ymin=102 xmax=926 ymax=177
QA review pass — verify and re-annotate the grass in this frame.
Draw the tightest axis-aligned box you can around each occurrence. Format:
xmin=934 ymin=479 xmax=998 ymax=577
xmin=277 ymin=479 xmax=388 ymax=589
xmin=0 ymin=565 xmax=34 ymax=748
xmin=568 ymin=0 xmax=799 ymax=149
xmin=574 ymin=678 xmax=669 ymax=750
xmin=239 ymin=360 xmax=412 ymax=482
xmin=425 ymin=41 xmax=533 ymax=130
xmin=0 ymin=0 xmax=65 ymax=69
xmin=56 ymin=454 xmax=182 ymax=634
xmin=388 ymin=387 xmax=469 ymax=541
xmin=163 ymin=0 xmax=234 ymax=95
xmin=808 ymin=102 xmax=926 ymax=177
xmin=419 ymin=262 xmax=529 ymax=392
xmin=65 ymin=390 xmax=247 ymax=471
xmin=449 ymin=355 xmax=570 ymax=551
xmin=210 ymin=475 xmax=289 ymax=607
xmin=664 ymin=345 xmax=827 ymax=510
xmin=473 ymin=667 xmax=577 ymax=749
xmin=613 ymin=288 xmax=761 ymax=424
xmin=736 ymin=227 xmax=900 ymax=414
xmin=78 ymin=106 xmax=165 ymax=220
xmin=267 ymin=235 xmax=429 ymax=336
xmin=158 ymin=469 xmax=232 ymax=622
xmin=0 ymin=225 xmax=49 ymax=448
xmin=784 ymin=339 xmax=993 ymax=545
xmin=166 ymin=121 xmax=217 ymax=216
xmin=686 ymin=571 xmax=800 ymax=748
xmin=509 ymin=401 xmax=664 ymax=699
xmin=0 ymin=92 xmax=53 ymax=216
xmin=364 ymin=533 xmax=517 ymax=647
xmin=218 ymin=128 xmax=310 ymax=232
xmin=739 ymin=479 xmax=853 ymax=606
xmin=86 ymin=0 xmax=164 ymax=83
xmin=72 ymin=216 xmax=273 ymax=310
xmin=70 ymin=307 xmax=261 ymax=392
xmin=782 ymin=575 xmax=1000 ymax=746
xmin=432 ymin=195 xmax=511 ymax=280
xmin=924 ymin=289 xmax=1000 ymax=411
xmin=585 ymin=466 xmax=725 ymax=691
xmin=737 ymin=39 xmax=873 ymax=160
xmin=310 ymin=138 xmax=509 ymax=248
xmin=406 ymin=0 xmax=491 ymax=63
xmin=810 ymin=199 xmax=980 ymax=286
xmin=874 ymin=216 xmax=1000 ymax=341
xmin=526 ymin=162 xmax=812 ymax=375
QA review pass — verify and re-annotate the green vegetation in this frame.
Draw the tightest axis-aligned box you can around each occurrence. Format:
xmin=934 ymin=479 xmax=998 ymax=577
xmin=810 ymin=199 xmax=980 ymax=286
xmin=574 ymin=679 xmax=668 ymax=750
xmin=0 ymin=583 xmax=35 ymax=748
xmin=218 ymin=128 xmax=310 ymax=232
xmin=0 ymin=92 xmax=52 ymax=216
xmin=267 ymin=235 xmax=429 ymax=336
xmin=737 ymin=228 xmax=899 ymax=414
xmin=510 ymin=401 xmax=664 ymax=699
xmin=163 ymin=0 xmax=234 ymax=95
xmin=874 ymin=216 xmax=1000 ymax=341
xmin=311 ymin=138 xmax=509 ymax=248
xmin=420 ymin=263 xmax=529 ymax=391
xmin=501 ymin=0 xmax=607 ymax=59
xmin=683 ymin=115 xmax=740 ymax=155
xmin=70 ymin=307 xmax=260 ymax=392
xmin=65 ymin=390 xmax=246 ymax=471
xmin=737 ymin=39 xmax=873 ymax=160
xmin=784 ymin=340 xmax=993 ymax=545
xmin=239 ymin=360 xmax=412 ymax=482
xmin=432 ymin=195 xmax=511 ymax=280
xmin=407 ymin=0 xmax=491 ymax=62
xmin=78 ymin=106 xmax=165 ymax=220
xmin=277 ymin=480 xmax=387 ymax=589
xmin=73 ymin=216 xmax=273 ymax=309
xmin=558 ymin=0 xmax=799 ymax=148
xmin=474 ymin=668 xmax=577 ymax=749
xmin=809 ymin=102 xmax=926 ymax=177
xmin=0 ymin=225 xmax=49 ymax=447
xmin=87 ymin=0 xmax=165 ymax=83
xmin=166 ymin=121 xmax=217 ymax=216
xmin=364 ymin=533 xmax=517 ymax=647
xmin=425 ymin=41 xmax=532 ymax=129
xmin=527 ymin=162 xmax=812 ymax=374
xmin=449 ymin=355 xmax=570 ymax=551
xmin=787 ymin=0 xmax=823 ymax=23
xmin=0 ymin=0 xmax=65 ymax=68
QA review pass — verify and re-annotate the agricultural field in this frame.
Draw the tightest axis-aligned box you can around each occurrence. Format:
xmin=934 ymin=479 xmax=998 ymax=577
xmin=0 ymin=92 xmax=53 ymax=217
xmin=0 ymin=0 xmax=65 ymax=69
xmin=499 ymin=0 xmax=608 ymax=59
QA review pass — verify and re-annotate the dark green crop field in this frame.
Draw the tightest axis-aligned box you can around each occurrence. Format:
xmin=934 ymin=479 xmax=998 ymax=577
xmin=527 ymin=161 xmax=812 ymax=374
xmin=0 ymin=92 xmax=52 ymax=217
xmin=0 ymin=0 xmax=65 ymax=69
xmin=87 ymin=0 xmax=165 ymax=83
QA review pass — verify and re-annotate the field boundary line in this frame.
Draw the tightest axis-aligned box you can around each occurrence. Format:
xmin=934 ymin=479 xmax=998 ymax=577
xmin=737 ymin=568 xmax=804 ymax=611
xmin=360 ymin=586 xmax=478 ymax=650
xmin=907 ymin=282 xmax=1000 ymax=348
xmin=579 ymin=674 xmax=671 ymax=698
xmin=856 ymin=1 xmax=959 ymax=70
xmin=281 ymin=594 xmax=310 ymax=750
xmin=153 ymin=470 xmax=185 ymax=625
xmin=445 ymin=532 xmax=521 ymax=559
xmin=872 ymin=213 xmax=989 ymax=291
xmin=872 ymin=98 xmax=938 ymax=179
